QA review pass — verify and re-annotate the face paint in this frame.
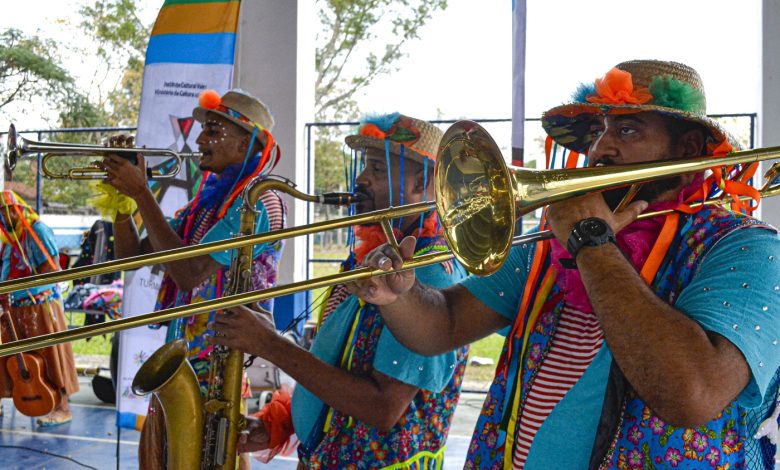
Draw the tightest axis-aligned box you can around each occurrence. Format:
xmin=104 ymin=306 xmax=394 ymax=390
xmin=203 ymin=120 xmax=228 ymax=145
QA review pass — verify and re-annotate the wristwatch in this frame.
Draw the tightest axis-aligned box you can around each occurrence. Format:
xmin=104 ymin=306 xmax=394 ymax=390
xmin=566 ymin=217 xmax=616 ymax=259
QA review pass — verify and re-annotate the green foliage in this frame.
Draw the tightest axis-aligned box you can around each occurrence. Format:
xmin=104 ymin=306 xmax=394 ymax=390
xmin=462 ymin=333 xmax=504 ymax=386
xmin=58 ymin=91 xmax=111 ymax=130
xmin=315 ymin=0 xmax=448 ymax=121
xmin=5 ymin=1 xmax=152 ymax=211
xmin=76 ymin=0 xmax=150 ymax=127
xmin=69 ymin=312 xmax=113 ymax=356
xmin=0 ymin=28 xmax=73 ymax=111
xmin=4 ymin=1 xmax=449 ymax=210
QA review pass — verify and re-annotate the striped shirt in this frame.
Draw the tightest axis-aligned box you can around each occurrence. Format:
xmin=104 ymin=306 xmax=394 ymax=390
xmin=513 ymin=305 xmax=604 ymax=468
xmin=259 ymin=190 xmax=285 ymax=232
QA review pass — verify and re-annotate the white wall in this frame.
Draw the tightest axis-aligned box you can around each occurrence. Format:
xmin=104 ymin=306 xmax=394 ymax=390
xmin=761 ymin=0 xmax=780 ymax=226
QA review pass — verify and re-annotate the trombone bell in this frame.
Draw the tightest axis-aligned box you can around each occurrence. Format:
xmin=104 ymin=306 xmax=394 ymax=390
xmin=435 ymin=121 xmax=516 ymax=276
xmin=436 ymin=120 xmax=780 ymax=277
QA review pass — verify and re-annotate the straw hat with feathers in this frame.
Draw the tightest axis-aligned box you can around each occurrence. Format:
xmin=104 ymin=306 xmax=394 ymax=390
xmin=345 ymin=113 xmax=443 ymax=164
xmin=542 ymin=60 xmax=740 ymax=154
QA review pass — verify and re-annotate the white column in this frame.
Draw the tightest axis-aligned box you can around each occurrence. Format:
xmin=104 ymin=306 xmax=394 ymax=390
xmin=760 ymin=0 xmax=780 ymax=226
xmin=234 ymin=0 xmax=315 ymax=284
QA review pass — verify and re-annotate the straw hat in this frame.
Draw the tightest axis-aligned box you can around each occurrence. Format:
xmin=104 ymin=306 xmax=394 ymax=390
xmin=193 ymin=89 xmax=275 ymax=145
xmin=345 ymin=113 xmax=443 ymax=164
xmin=541 ymin=60 xmax=740 ymax=154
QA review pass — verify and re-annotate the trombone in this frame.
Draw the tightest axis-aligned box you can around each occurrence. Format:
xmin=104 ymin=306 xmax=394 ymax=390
xmin=0 ymin=121 xmax=779 ymax=357
xmin=5 ymin=123 xmax=198 ymax=180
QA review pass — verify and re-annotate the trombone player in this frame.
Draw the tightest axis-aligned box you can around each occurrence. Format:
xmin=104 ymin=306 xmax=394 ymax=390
xmin=351 ymin=60 xmax=780 ymax=468
xmin=101 ymin=89 xmax=286 ymax=470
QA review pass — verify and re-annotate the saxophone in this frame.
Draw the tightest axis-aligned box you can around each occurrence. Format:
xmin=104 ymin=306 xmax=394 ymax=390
xmin=132 ymin=175 xmax=363 ymax=469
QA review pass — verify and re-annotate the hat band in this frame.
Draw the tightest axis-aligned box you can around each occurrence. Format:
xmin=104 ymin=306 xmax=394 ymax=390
xmin=218 ymin=105 xmax=266 ymax=132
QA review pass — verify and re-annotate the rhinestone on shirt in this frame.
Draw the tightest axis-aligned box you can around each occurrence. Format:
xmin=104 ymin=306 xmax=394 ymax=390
xmin=741 ymin=246 xmax=749 ymax=252
xmin=774 ymin=286 xmax=780 ymax=291
xmin=763 ymin=306 xmax=769 ymax=312
xmin=418 ymin=366 xmax=424 ymax=372
xmin=729 ymin=267 xmax=737 ymax=272
xmin=759 ymin=362 xmax=764 ymax=367
xmin=733 ymin=324 xmax=739 ymax=330
xmin=724 ymin=301 xmax=732 ymax=307
xmin=392 ymin=360 xmax=398 ymax=365
xmin=755 ymin=325 xmax=762 ymax=331
xmin=742 ymin=283 xmax=750 ymax=289
xmin=499 ymin=292 xmax=504 ymax=297
xmin=773 ymin=340 xmax=778 ymax=345
xmin=703 ymin=287 xmax=711 ymax=292
xmin=770 ymin=256 xmax=775 ymax=261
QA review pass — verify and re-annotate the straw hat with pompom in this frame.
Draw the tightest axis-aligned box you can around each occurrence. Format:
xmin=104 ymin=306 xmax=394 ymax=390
xmin=344 ymin=113 xmax=443 ymax=165
xmin=193 ymin=89 xmax=275 ymax=147
xmin=541 ymin=60 xmax=741 ymax=155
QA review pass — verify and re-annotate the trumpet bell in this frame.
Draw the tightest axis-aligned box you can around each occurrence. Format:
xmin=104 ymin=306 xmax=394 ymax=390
xmin=6 ymin=123 xmax=21 ymax=171
xmin=435 ymin=121 xmax=515 ymax=276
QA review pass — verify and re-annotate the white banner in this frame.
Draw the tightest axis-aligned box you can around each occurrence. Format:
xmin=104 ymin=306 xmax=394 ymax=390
xmin=116 ymin=62 xmax=234 ymax=429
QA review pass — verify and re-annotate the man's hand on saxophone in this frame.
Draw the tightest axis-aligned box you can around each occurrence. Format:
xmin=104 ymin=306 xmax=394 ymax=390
xmin=237 ymin=416 xmax=270 ymax=454
xmin=211 ymin=306 xmax=284 ymax=362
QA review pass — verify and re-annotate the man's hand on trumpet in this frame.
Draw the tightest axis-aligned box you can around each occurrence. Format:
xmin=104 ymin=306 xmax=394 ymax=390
xmin=100 ymin=134 xmax=149 ymax=200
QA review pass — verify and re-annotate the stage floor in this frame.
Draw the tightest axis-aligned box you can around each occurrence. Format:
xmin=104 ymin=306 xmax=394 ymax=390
xmin=0 ymin=377 xmax=475 ymax=469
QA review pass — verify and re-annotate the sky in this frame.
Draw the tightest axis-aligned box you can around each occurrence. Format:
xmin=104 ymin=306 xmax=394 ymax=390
xmin=0 ymin=0 xmax=763 ymax=148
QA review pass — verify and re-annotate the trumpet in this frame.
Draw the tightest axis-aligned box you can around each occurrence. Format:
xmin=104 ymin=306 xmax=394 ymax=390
xmin=0 ymin=121 xmax=780 ymax=358
xmin=5 ymin=123 xmax=199 ymax=180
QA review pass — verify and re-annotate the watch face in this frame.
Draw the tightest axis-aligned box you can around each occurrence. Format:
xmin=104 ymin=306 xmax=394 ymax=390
xmin=582 ymin=218 xmax=607 ymax=236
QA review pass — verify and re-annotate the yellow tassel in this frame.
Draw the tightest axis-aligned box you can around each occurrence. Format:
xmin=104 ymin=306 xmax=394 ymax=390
xmin=89 ymin=182 xmax=137 ymax=221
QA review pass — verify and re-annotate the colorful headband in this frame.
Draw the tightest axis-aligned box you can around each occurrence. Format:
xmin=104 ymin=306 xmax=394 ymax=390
xmin=357 ymin=113 xmax=422 ymax=146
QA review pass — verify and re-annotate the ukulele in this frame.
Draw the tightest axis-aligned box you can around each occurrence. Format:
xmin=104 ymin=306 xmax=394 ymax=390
xmin=1 ymin=299 xmax=60 ymax=417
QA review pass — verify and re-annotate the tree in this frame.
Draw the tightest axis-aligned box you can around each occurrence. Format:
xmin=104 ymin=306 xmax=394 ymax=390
xmin=75 ymin=0 xmax=150 ymax=127
xmin=315 ymin=0 xmax=448 ymax=121
xmin=16 ymin=0 xmax=151 ymax=212
xmin=313 ymin=0 xmax=448 ymax=211
xmin=0 ymin=29 xmax=73 ymax=114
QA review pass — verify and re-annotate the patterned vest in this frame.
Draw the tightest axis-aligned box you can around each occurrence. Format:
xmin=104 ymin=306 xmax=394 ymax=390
xmin=298 ymin=236 xmax=469 ymax=470
xmin=465 ymin=207 xmax=778 ymax=469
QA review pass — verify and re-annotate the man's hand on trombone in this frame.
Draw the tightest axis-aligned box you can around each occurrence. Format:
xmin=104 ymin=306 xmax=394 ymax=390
xmin=346 ymin=235 xmax=417 ymax=305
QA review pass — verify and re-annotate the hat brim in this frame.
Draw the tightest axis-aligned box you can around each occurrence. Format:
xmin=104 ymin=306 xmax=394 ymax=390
xmin=541 ymin=103 xmax=741 ymax=154
xmin=192 ymin=107 xmax=268 ymax=147
xmin=344 ymin=135 xmax=436 ymax=164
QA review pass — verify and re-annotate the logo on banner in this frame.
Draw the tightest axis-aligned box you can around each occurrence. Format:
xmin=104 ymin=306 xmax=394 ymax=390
xmin=147 ymin=115 xmax=205 ymax=210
